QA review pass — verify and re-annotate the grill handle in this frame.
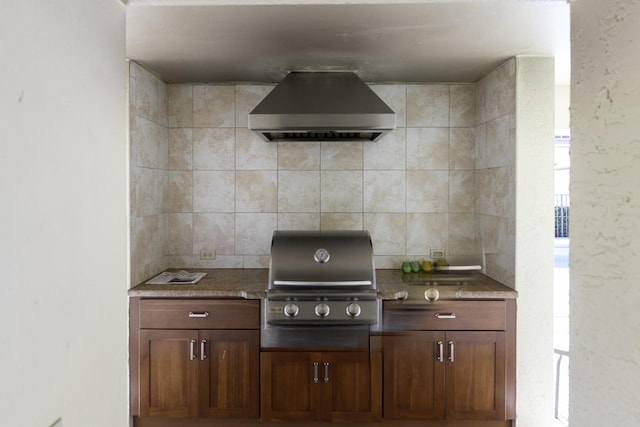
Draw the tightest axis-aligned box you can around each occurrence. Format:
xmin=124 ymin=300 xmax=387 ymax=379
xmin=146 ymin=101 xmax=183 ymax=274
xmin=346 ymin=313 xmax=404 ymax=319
xmin=273 ymin=280 xmax=372 ymax=286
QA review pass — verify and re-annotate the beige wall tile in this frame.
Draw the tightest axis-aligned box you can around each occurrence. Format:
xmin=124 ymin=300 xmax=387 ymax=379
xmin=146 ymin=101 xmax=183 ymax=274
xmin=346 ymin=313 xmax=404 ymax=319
xmin=193 ymin=170 xmax=235 ymax=212
xmin=407 ymin=170 xmax=448 ymax=213
xmin=132 ymin=117 xmax=159 ymax=168
xmin=131 ymin=215 xmax=165 ymax=284
xmin=193 ymin=85 xmax=235 ymax=127
xmin=406 ymin=127 xmax=449 ymax=170
xmin=277 ymin=140 xmax=320 ymax=171
xmin=236 ymin=170 xmax=277 ymax=212
xmin=194 ymin=128 xmax=235 ymax=170
xmin=321 ymin=141 xmax=362 ymax=170
xmin=364 ymin=128 xmax=406 ymax=170
xmin=131 ymin=77 xmax=532 ymax=266
xmin=166 ymin=170 xmax=192 ymax=213
xmin=135 ymin=167 xmax=164 ymax=217
xmin=278 ymin=213 xmax=320 ymax=230
xmin=475 ymin=167 xmax=509 ymax=217
xmin=364 ymin=213 xmax=406 ymax=255
xmin=193 ymin=212 xmax=235 ymax=255
xmin=448 ymin=213 xmax=477 ymax=256
xmin=320 ymin=213 xmax=363 ymax=230
xmin=450 ymin=84 xmax=475 ymax=127
xmin=243 ymin=255 xmax=271 ymax=269
xmin=406 ymin=213 xmax=448 ymax=255
xmin=166 ymin=213 xmax=193 ymax=255
xmin=168 ymin=85 xmax=193 ymax=127
xmin=278 ymin=170 xmax=320 ymax=212
xmin=321 ymin=170 xmax=363 ymax=212
xmin=449 ymin=127 xmax=475 ymax=170
xmin=407 ymin=84 xmax=450 ymax=127
xmin=157 ymin=78 xmax=168 ymax=127
xmin=236 ymin=128 xmax=278 ymax=170
xmin=131 ymin=62 xmax=159 ymax=123
xmin=168 ymin=128 xmax=193 ymax=170
xmin=364 ymin=170 xmax=405 ymax=213
xmin=449 ymin=170 xmax=475 ymax=213
xmin=235 ymin=213 xmax=278 ymax=255
xmin=485 ymin=115 xmax=512 ymax=168
xmin=485 ymin=58 xmax=516 ymax=122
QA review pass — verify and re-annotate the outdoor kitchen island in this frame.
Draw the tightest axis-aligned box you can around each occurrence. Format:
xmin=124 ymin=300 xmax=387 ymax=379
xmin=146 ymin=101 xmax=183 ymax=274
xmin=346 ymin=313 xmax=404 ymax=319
xmin=128 ymin=268 xmax=517 ymax=427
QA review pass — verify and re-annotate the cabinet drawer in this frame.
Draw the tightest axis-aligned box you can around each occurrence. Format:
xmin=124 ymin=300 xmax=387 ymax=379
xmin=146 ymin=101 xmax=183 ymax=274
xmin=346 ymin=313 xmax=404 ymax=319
xmin=383 ymin=300 xmax=506 ymax=331
xmin=139 ymin=299 xmax=260 ymax=329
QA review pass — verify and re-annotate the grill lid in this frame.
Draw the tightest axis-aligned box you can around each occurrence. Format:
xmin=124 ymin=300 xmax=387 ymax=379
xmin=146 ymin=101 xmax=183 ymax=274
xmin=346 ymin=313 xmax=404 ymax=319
xmin=269 ymin=230 xmax=376 ymax=289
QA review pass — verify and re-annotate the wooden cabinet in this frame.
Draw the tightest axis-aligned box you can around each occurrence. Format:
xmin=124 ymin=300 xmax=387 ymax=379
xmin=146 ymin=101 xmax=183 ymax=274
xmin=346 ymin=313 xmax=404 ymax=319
xmin=382 ymin=299 xmax=516 ymax=422
xmin=261 ymin=349 xmax=382 ymax=422
xmin=131 ymin=298 xmax=260 ymax=420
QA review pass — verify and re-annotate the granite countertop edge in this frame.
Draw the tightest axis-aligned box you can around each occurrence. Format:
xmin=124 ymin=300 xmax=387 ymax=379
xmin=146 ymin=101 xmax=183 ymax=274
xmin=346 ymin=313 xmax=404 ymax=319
xmin=128 ymin=269 xmax=518 ymax=300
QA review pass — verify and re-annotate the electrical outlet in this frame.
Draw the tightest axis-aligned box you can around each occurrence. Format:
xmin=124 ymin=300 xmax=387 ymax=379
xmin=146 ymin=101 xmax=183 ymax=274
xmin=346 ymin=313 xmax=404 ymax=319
xmin=200 ymin=250 xmax=216 ymax=260
xmin=430 ymin=249 xmax=445 ymax=259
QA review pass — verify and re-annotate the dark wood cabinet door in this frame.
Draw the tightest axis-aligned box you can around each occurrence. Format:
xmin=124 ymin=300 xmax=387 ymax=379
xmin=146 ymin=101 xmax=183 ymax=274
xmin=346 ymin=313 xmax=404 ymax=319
xmin=445 ymin=331 xmax=507 ymax=420
xmin=139 ymin=329 xmax=199 ymax=418
xmin=323 ymin=351 xmax=381 ymax=422
xmin=261 ymin=351 xmax=321 ymax=422
xmin=383 ymin=332 xmax=446 ymax=420
xmin=198 ymin=330 xmax=260 ymax=418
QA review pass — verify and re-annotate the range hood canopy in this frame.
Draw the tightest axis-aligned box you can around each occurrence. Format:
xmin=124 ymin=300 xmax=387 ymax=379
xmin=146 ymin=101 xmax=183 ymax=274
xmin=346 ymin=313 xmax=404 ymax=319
xmin=248 ymin=72 xmax=395 ymax=142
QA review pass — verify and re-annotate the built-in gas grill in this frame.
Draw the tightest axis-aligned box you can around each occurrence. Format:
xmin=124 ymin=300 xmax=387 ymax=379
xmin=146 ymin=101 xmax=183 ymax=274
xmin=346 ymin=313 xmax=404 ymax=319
xmin=261 ymin=230 xmax=380 ymax=349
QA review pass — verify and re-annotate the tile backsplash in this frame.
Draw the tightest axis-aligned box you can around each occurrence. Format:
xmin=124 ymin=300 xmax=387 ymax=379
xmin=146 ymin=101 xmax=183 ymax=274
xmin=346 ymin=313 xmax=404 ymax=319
xmin=129 ymin=60 xmax=515 ymax=285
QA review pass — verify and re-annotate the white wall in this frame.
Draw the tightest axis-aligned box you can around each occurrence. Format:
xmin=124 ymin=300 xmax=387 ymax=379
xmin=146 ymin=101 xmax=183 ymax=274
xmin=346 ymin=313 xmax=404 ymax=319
xmin=514 ymin=56 xmax=556 ymax=427
xmin=0 ymin=1 xmax=128 ymax=426
xmin=570 ymin=1 xmax=640 ymax=425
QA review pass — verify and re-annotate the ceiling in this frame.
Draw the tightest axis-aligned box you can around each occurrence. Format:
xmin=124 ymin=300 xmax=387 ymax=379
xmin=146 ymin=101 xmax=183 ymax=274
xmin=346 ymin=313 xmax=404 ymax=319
xmin=125 ymin=0 xmax=570 ymax=85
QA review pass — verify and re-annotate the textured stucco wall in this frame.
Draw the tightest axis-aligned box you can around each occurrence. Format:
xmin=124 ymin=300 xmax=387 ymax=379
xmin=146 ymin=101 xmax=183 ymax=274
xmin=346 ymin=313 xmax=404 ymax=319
xmin=570 ymin=1 xmax=640 ymax=425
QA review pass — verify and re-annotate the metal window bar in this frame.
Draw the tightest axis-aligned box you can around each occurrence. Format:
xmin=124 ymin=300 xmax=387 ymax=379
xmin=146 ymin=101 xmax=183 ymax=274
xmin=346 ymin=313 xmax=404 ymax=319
xmin=554 ymin=348 xmax=570 ymax=424
xmin=555 ymin=194 xmax=570 ymax=238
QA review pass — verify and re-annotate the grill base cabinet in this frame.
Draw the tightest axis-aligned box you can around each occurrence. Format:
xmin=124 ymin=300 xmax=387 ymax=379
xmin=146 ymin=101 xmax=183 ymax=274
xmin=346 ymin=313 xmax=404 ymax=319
xmin=130 ymin=298 xmax=260 ymax=423
xmin=260 ymin=349 xmax=382 ymax=422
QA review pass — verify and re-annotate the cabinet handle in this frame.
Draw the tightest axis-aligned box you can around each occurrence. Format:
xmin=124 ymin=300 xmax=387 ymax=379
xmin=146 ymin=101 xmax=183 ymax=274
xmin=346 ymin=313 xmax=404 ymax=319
xmin=313 ymin=362 xmax=319 ymax=383
xmin=188 ymin=311 xmax=210 ymax=318
xmin=448 ymin=340 xmax=455 ymax=362
xmin=437 ymin=340 xmax=444 ymax=362
xmin=435 ymin=312 xmax=456 ymax=319
xmin=200 ymin=339 xmax=207 ymax=361
xmin=323 ymin=362 xmax=330 ymax=383
xmin=189 ymin=339 xmax=197 ymax=360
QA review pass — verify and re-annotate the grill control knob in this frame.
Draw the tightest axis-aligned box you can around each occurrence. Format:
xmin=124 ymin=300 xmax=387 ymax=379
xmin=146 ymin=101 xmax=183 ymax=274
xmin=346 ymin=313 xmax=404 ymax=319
xmin=346 ymin=303 xmax=362 ymax=318
xmin=283 ymin=303 xmax=299 ymax=317
xmin=424 ymin=288 xmax=440 ymax=302
xmin=315 ymin=303 xmax=331 ymax=318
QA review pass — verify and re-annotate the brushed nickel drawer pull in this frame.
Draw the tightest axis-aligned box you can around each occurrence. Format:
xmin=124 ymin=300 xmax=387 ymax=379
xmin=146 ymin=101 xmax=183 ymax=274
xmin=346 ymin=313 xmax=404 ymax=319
xmin=313 ymin=361 xmax=319 ymax=383
xmin=200 ymin=339 xmax=207 ymax=361
xmin=435 ymin=312 xmax=456 ymax=319
xmin=437 ymin=340 xmax=444 ymax=362
xmin=188 ymin=311 xmax=210 ymax=318
xmin=448 ymin=340 xmax=455 ymax=362
xmin=189 ymin=339 xmax=197 ymax=360
xmin=323 ymin=362 xmax=330 ymax=383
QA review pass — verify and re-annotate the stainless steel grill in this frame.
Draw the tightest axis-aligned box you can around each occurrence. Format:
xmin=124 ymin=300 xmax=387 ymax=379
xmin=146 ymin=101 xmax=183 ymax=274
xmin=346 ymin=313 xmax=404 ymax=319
xmin=261 ymin=230 xmax=380 ymax=349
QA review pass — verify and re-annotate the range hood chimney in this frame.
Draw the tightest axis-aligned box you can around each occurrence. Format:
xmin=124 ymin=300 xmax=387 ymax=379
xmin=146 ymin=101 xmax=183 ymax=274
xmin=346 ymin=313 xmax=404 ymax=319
xmin=248 ymin=72 xmax=395 ymax=142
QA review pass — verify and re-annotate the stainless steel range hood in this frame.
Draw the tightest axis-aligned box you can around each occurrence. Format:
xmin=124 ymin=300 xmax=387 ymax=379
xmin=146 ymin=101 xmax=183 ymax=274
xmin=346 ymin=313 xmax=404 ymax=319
xmin=248 ymin=72 xmax=395 ymax=142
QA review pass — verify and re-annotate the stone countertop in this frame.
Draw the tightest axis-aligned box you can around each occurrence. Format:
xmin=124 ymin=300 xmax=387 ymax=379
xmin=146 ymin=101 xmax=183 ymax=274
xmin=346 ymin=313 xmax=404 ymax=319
xmin=128 ymin=268 xmax=517 ymax=300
